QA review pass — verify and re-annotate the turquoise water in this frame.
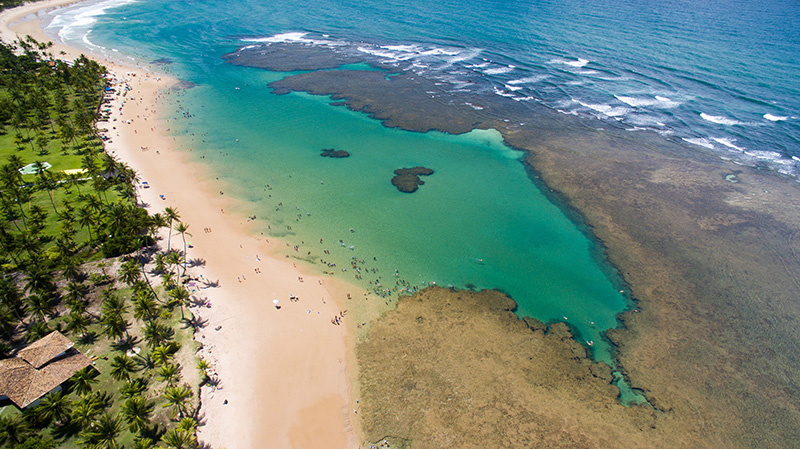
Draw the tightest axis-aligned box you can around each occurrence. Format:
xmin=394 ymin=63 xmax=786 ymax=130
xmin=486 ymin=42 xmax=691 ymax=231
xmin=172 ymin=66 xmax=627 ymax=360
xmin=40 ymin=0 xmax=800 ymax=404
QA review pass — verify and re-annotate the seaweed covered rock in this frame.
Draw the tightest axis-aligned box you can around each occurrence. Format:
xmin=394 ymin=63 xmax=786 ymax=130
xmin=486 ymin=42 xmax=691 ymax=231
xmin=391 ymin=166 xmax=434 ymax=193
xmin=320 ymin=148 xmax=350 ymax=158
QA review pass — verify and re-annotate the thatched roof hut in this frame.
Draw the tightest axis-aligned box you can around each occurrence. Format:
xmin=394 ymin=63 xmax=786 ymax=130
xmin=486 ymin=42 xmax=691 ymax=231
xmin=0 ymin=331 xmax=92 ymax=408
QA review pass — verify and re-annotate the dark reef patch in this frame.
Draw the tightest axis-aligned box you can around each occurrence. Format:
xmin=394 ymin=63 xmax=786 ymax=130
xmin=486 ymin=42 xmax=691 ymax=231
xmin=357 ymin=287 xmax=664 ymax=448
xmin=222 ymin=43 xmax=366 ymax=71
xmin=320 ymin=148 xmax=350 ymax=158
xmin=391 ymin=167 xmax=433 ymax=193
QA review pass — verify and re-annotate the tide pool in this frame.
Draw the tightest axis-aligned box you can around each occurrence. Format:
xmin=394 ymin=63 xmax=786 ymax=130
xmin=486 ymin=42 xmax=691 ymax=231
xmin=166 ymin=65 xmax=630 ymax=364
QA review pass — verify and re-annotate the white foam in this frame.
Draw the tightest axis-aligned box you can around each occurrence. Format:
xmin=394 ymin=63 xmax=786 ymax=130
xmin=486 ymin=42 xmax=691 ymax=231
xmin=507 ymin=75 xmax=548 ymax=85
xmin=464 ymin=102 xmax=484 ymax=110
xmin=382 ymin=44 xmax=421 ymax=52
xmin=579 ymin=102 xmax=630 ymax=117
xmin=443 ymin=48 xmax=482 ymax=65
xmin=683 ymin=138 xmax=715 ymax=149
xmin=549 ymin=57 xmax=590 ymax=68
xmin=712 ymin=137 xmax=745 ymax=151
xmin=48 ymin=0 xmax=139 ymax=50
xmin=504 ymin=84 xmax=523 ymax=91
xmin=492 ymin=86 xmax=516 ymax=98
xmin=615 ymin=95 xmax=680 ymax=109
xmin=744 ymin=150 xmax=787 ymax=163
xmin=242 ymin=32 xmax=340 ymax=46
xmin=576 ymin=70 xmax=599 ymax=75
xmin=616 ymin=96 xmax=657 ymax=107
xmin=700 ymin=112 xmax=745 ymax=126
xmin=357 ymin=46 xmax=414 ymax=60
xmin=764 ymin=113 xmax=789 ymax=122
xmin=483 ymin=65 xmax=515 ymax=75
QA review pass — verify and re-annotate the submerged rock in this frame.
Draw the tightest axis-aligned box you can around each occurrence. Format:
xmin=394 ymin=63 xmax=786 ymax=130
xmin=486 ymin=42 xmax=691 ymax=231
xmin=356 ymin=287 xmax=657 ymax=449
xmin=320 ymin=148 xmax=350 ymax=158
xmin=391 ymin=166 xmax=434 ymax=193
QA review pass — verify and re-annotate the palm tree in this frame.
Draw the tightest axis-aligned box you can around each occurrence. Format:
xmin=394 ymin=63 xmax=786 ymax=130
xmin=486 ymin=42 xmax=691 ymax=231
xmin=142 ymin=320 xmax=173 ymax=349
xmin=0 ymin=414 xmax=30 ymax=447
xmin=163 ymin=207 xmax=180 ymax=251
xmin=118 ymin=259 xmax=142 ymax=286
xmin=65 ymin=312 xmax=91 ymax=339
xmin=160 ymin=427 xmax=197 ymax=449
xmin=79 ymin=412 xmax=124 ymax=449
xmin=77 ymin=205 xmax=95 ymax=242
xmin=148 ymin=212 xmax=167 ymax=243
xmin=162 ymin=385 xmax=192 ymax=420
xmin=133 ymin=291 xmax=160 ymax=323
xmin=71 ymin=394 xmax=103 ymax=428
xmin=152 ymin=253 xmax=167 ymax=275
xmin=174 ymin=221 xmax=191 ymax=276
xmin=26 ymin=293 xmax=55 ymax=323
xmin=120 ymin=378 xmax=148 ymax=399
xmin=0 ymin=276 xmax=24 ymax=320
xmin=101 ymin=312 xmax=130 ymax=344
xmin=197 ymin=359 xmax=210 ymax=383
xmin=151 ymin=344 xmax=175 ymax=367
xmin=35 ymin=391 xmax=72 ymax=427
xmin=110 ymin=354 xmax=138 ymax=381
xmin=69 ymin=367 xmax=98 ymax=396
xmin=168 ymin=285 xmax=190 ymax=320
xmin=64 ymin=281 xmax=89 ymax=308
xmin=100 ymin=288 xmax=127 ymax=315
xmin=157 ymin=362 xmax=181 ymax=386
xmin=25 ymin=320 xmax=52 ymax=342
xmin=62 ymin=255 xmax=83 ymax=282
xmin=165 ymin=249 xmax=183 ymax=281
xmin=132 ymin=437 xmax=156 ymax=449
xmin=120 ymin=396 xmax=153 ymax=434
xmin=161 ymin=271 xmax=176 ymax=291
xmin=23 ymin=266 xmax=55 ymax=296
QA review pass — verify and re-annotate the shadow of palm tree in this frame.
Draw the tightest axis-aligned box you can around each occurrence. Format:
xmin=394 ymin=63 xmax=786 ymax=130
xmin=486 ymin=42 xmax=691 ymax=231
xmin=50 ymin=420 xmax=81 ymax=439
xmin=187 ymin=258 xmax=206 ymax=268
xmin=111 ymin=335 xmax=141 ymax=352
xmin=202 ymin=279 xmax=220 ymax=288
xmin=78 ymin=331 xmax=98 ymax=345
xmin=185 ymin=316 xmax=208 ymax=330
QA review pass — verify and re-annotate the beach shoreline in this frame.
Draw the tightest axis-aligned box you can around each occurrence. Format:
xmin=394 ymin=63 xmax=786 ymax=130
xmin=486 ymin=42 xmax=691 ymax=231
xmin=1 ymin=3 xmax=363 ymax=448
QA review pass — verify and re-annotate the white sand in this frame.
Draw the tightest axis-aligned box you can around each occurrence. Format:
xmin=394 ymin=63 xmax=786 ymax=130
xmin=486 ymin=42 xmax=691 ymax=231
xmin=1 ymin=3 xmax=362 ymax=448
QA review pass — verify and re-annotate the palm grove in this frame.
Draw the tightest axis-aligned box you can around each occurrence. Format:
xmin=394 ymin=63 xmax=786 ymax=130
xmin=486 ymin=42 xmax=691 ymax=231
xmin=0 ymin=37 xmax=207 ymax=449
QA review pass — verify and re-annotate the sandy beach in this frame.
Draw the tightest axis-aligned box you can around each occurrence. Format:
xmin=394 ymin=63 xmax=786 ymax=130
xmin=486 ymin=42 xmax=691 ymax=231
xmin=1 ymin=3 xmax=360 ymax=448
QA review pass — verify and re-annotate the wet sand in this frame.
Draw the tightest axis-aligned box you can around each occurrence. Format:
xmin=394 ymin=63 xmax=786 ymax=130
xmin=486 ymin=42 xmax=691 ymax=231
xmin=0 ymin=4 xmax=361 ymax=449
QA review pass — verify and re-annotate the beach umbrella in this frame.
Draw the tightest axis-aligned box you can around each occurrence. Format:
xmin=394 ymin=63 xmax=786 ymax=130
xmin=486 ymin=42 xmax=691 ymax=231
xmin=273 ymin=299 xmax=280 ymax=309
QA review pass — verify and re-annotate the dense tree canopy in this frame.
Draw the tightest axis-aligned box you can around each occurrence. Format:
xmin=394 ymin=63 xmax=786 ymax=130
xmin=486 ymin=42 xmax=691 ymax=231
xmin=0 ymin=37 xmax=201 ymax=449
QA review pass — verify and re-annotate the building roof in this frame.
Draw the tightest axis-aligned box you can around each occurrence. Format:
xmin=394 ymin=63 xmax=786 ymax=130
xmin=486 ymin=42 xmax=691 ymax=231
xmin=0 ymin=331 xmax=92 ymax=408
xmin=18 ymin=331 xmax=74 ymax=369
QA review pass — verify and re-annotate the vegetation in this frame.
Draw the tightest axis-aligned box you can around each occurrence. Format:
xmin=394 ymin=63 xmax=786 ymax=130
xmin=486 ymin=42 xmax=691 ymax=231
xmin=0 ymin=1 xmax=27 ymax=13
xmin=0 ymin=38 xmax=206 ymax=449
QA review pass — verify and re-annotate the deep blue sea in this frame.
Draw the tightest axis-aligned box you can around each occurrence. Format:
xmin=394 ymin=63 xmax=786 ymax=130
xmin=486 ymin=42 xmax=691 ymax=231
xmin=39 ymin=0 xmax=800 ymax=403
xmin=48 ymin=0 xmax=800 ymax=175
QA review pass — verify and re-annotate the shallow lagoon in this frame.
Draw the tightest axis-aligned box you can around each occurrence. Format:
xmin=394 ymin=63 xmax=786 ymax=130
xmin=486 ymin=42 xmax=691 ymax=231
xmin=167 ymin=65 xmax=629 ymax=367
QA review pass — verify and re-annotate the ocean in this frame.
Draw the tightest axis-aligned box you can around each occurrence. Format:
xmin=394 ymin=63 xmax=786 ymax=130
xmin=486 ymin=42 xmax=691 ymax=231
xmin=41 ymin=0 xmax=800 ymax=403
